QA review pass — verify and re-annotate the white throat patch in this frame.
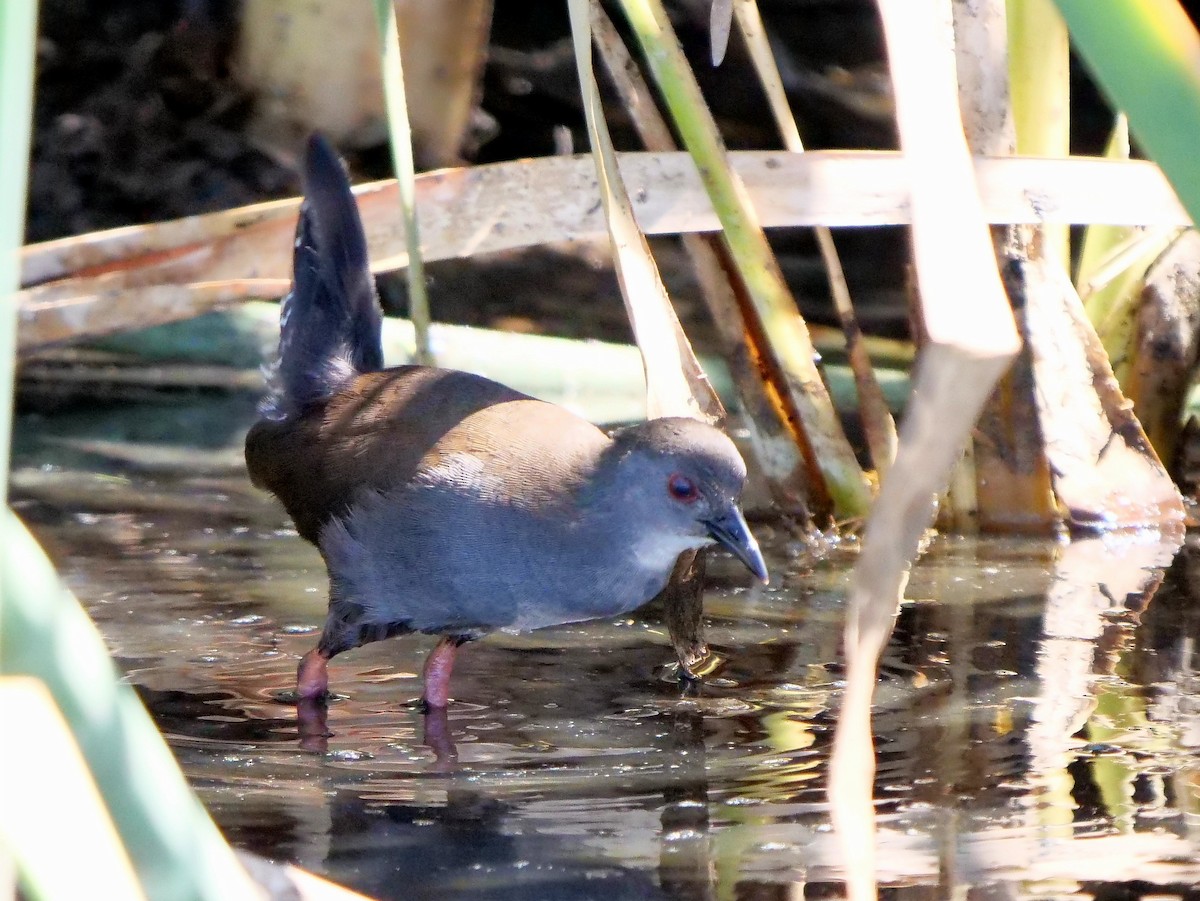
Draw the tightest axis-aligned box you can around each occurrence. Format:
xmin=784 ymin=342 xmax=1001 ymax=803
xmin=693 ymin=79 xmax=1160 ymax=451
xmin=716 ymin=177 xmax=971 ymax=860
xmin=631 ymin=531 xmax=713 ymax=572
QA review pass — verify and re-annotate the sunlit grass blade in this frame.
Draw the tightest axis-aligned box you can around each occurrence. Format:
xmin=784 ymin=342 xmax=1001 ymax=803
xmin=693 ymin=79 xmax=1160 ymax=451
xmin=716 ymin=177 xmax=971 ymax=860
xmin=956 ymin=1 xmax=1057 ymax=533
xmin=372 ymin=0 xmax=432 ymax=364
xmin=0 ymin=0 xmax=38 ymax=506
xmin=1053 ymin=0 xmax=1200 ymax=226
xmin=1076 ymin=114 xmax=1131 ymax=290
xmin=1076 ymin=114 xmax=1184 ymax=390
xmin=1 ymin=512 xmax=263 ymax=900
xmin=0 ymin=679 xmax=146 ymax=900
xmin=1008 ymin=0 xmax=1070 ymax=260
xmin=566 ymin=0 xmax=722 ymax=421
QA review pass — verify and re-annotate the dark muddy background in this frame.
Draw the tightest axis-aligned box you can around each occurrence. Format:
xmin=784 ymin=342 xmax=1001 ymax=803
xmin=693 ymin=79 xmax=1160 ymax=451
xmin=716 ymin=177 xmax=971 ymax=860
xmin=27 ymin=0 xmax=1122 ymax=351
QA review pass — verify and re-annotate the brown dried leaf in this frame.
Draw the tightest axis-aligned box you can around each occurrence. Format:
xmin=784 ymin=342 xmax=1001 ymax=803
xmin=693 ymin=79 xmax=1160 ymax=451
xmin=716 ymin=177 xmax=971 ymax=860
xmin=1024 ymin=256 xmax=1185 ymax=530
xmin=19 ymin=152 xmax=1191 ymax=352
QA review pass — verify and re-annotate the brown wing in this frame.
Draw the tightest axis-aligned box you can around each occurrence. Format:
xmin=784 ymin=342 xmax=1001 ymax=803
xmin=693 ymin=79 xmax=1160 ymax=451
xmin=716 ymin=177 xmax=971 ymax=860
xmin=245 ymin=365 xmax=605 ymax=544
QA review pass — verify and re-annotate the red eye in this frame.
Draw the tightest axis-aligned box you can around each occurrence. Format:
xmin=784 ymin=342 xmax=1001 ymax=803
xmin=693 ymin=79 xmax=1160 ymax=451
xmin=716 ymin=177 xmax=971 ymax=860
xmin=667 ymin=473 xmax=698 ymax=502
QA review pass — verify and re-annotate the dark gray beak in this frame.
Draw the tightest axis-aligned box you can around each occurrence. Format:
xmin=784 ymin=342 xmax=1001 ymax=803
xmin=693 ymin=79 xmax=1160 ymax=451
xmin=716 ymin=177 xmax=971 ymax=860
xmin=704 ymin=506 xmax=769 ymax=584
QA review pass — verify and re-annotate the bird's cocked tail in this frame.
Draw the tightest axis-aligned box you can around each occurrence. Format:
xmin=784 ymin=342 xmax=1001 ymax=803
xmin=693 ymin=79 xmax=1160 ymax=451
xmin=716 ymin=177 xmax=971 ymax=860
xmin=261 ymin=134 xmax=383 ymax=420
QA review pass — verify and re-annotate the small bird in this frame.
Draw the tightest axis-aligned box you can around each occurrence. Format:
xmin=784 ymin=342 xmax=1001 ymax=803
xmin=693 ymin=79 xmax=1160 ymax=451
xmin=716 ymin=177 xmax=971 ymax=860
xmin=246 ymin=135 xmax=768 ymax=709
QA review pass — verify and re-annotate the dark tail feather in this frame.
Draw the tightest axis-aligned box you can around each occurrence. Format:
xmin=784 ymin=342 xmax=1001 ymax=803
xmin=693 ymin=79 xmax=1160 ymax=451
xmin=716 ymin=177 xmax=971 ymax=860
xmin=262 ymin=134 xmax=383 ymax=419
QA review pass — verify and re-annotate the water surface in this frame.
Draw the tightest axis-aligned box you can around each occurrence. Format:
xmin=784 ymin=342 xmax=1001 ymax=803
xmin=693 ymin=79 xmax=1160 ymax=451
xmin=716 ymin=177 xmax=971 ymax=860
xmin=12 ymin=394 xmax=1200 ymax=899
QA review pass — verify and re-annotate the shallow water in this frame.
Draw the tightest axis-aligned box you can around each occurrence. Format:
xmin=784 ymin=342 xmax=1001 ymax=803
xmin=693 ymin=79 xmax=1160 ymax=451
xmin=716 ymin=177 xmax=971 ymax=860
xmin=11 ymin=394 xmax=1200 ymax=899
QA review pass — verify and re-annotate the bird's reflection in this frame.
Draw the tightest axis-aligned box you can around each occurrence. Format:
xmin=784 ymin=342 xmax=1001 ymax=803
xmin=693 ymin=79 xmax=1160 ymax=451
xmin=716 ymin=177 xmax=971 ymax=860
xmin=292 ymin=672 xmax=735 ymax=899
xmin=419 ymin=705 xmax=459 ymax=770
xmin=296 ymin=697 xmax=333 ymax=753
xmin=295 ymin=698 xmax=458 ymax=769
xmin=659 ymin=707 xmax=717 ymax=901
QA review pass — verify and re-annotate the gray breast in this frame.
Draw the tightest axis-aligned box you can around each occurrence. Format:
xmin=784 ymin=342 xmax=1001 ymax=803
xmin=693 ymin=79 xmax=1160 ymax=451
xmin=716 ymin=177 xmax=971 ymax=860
xmin=319 ymin=476 xmax=673 ymax=637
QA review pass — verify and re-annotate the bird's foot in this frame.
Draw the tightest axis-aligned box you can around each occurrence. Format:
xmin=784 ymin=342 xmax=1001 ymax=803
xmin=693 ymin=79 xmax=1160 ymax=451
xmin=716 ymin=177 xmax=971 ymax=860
xmin=676 ymin=646 xmax=725 ymax=682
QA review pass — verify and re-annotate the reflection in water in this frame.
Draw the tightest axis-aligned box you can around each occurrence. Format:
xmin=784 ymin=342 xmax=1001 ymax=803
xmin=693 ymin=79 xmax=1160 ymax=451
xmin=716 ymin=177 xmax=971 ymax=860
xmin=659 ymin=711 xmax=714 ymax=901
xmin=297 ymin=698 xmax=334 ymax=754
xmin=1027 ymin=533 xmax=1180 ymax=840
xmin=11 ymin=397 xmax=1200 ymax=897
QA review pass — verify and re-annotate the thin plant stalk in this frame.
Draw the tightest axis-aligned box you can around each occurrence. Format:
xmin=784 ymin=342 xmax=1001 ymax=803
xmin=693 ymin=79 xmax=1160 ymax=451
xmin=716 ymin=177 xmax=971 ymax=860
xmin=372 ymin=0 xmax=432 ymax=364
xmin=953 ymin=0 xmax=1058 ymax=533
xmin=0 ymin=0 xmax=37 ymax=507
xmin=1008 ymin=0 xmax=1070 ymax=260
xmin=734 ymin=0 xmax=897 ymax=479
xmin=1076 ymin=114 xmax=1131 ymax=292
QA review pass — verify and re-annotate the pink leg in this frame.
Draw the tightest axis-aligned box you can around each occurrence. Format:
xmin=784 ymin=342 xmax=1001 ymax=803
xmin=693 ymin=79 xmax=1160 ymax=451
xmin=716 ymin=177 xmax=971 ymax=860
xmin=421 ymin=637 xmax=462 ymax=709
xmin=296 ymin=647 xmax=331 ymax=700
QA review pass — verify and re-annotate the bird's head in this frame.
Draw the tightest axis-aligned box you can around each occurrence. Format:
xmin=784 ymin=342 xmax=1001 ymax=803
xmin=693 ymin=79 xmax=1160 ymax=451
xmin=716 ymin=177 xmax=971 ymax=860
xmin=599 ymin=417 xmax=769 ymax=583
